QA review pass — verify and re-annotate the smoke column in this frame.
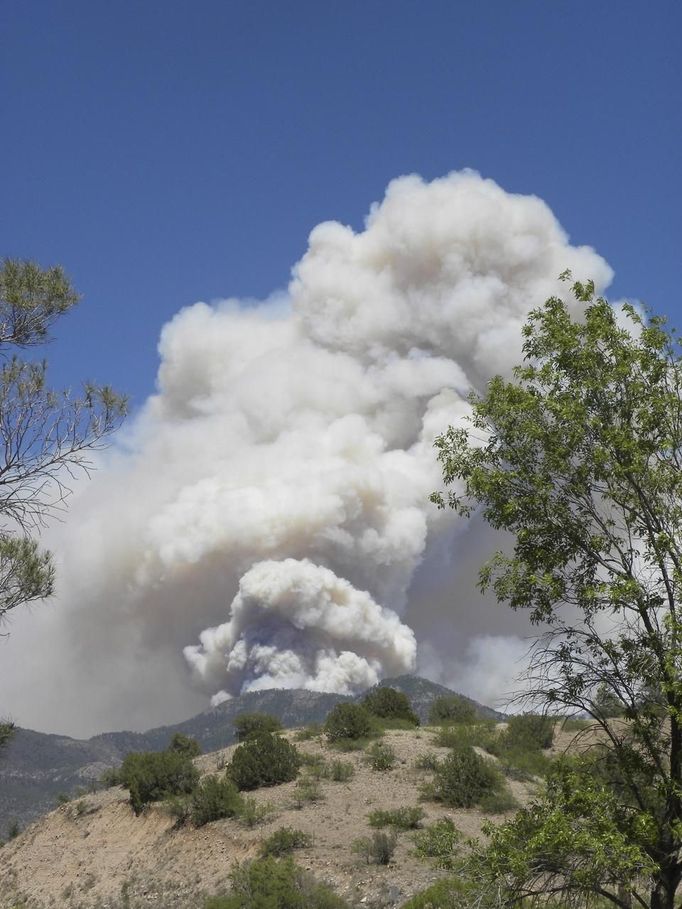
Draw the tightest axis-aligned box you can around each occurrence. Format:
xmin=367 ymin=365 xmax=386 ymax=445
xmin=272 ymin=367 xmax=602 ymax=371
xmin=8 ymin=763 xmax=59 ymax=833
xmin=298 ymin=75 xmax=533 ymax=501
xmin=0 ymin=171 xmax=613 ymax=736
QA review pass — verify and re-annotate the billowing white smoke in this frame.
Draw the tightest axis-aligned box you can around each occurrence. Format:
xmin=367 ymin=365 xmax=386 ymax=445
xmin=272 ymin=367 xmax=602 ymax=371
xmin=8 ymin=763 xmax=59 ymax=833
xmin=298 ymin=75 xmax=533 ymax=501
xmin=187 ymin=558 xmax=418 ymax=703
xmin=0 ymin=171 xmax=613 ymax=735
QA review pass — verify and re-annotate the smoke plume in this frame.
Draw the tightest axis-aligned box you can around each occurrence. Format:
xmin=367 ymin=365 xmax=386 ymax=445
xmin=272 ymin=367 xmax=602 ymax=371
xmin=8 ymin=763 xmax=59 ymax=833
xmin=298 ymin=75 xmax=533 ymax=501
xmin=0 ymin=171 xmax=613 ymax=736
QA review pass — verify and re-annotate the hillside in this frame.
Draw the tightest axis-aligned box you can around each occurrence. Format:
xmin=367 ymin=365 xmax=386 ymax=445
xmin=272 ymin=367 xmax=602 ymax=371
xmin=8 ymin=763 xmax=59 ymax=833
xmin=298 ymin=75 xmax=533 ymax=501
xmin=0 ymin=718 xmax=552 ymax=909
xmin=0 ymin=676 xmax=503 ymax=833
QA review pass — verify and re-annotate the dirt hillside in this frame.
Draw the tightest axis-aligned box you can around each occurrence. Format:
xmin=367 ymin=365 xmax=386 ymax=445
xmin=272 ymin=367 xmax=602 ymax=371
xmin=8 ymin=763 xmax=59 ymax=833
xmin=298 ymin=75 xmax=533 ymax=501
xmin=0 ymin=725 xmax=555 ymax=909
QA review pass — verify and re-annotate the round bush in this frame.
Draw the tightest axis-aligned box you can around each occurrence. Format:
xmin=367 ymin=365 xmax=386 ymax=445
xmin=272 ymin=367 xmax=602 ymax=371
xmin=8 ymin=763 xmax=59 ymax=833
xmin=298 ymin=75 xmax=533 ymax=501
xmin=429 ymin=746 xmax=501 ymax=808
xmin=168 ymin=732 xmax=202 ymax=757
xmin=233 ymin=712 xmax=283 ymax=742
xmin=191 ymin=775 xmax=243 ymax=827
xmin=428 ymin=695 xmax=477 ymax=725
xmin=119 ymin=749 xmax=199 ymax=815
xmin=324 ymin=704 xmax=374 ymax=742
xmin=504 ymin=713 xmax=554 ymax=750
xmin=401 ymin=878 xmax=468 ymax=909
xmin=260 ymin=827 xmax=313 ymax=857
xmin=365 ymin=741 xmax=396 ymax=771
xmin=205 ymin=857 xmax=349 ymax=909
xmin=228 ymin=732 xmax=301 ymax=791
xmin=413 ymin=818 xmax=461 ymax=869
xmin=361 ymin=687 xmax=420 ymax=725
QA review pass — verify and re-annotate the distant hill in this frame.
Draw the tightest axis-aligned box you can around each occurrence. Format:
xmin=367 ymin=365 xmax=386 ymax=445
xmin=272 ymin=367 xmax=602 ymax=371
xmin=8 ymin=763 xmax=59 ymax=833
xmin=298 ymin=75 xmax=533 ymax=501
xmin=371 ymin=675 xmax=505 ymax=724
xmin=0 ymin=676 xmax=503 ymax=833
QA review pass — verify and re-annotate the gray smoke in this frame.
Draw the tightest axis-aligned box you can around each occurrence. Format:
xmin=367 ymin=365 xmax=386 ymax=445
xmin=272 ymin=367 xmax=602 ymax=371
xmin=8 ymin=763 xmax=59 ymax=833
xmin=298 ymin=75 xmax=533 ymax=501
xmin=0 ymin=171 xmax=613 ymax=736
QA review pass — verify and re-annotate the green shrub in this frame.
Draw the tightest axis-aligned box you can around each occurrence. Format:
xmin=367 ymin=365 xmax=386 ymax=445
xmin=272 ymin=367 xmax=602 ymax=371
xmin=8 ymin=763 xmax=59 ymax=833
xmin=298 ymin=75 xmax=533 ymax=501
xmin=329 ymin=760 xmax=354 ymax=782
xmin=503 ymin=713 xmax=554 ymax=751
xmin=164 ymin=793 xmax=192 ymax=825
xmin=238 ymin=796 xmax=272 ymax=828
xmin=413 ymin=817 xmax=461 ymax=869
xmin=234 ymin=712 xmax=283 ymax=742
xmin=368 ymin=806 xmax=424 ymax=830
xmin=497 ymin=746 xmax=551 ymax=780
xmin=401 ymin=877 xmax=469 ymax=908
xmin=293 ymin=775 xmax=324 ymax=807
xmin=228 ymin=732 xmax=301 ymax=791
xmin=324 ymin=703 xmax=374 ymax=743
xmin=366 ymin=741 xmax=396 ymax=771
xmin=352 ymin=830 xmax=397 ymax=865
xmin=205 ymin=856 xmax=349 ymax=909
xmin=7 ymin=820 xmax=20 ymax=841
xmin=300 ymin=753 xmax=329 ymax=779
xmin=414 ymin=752 xmax=440 ymax=771
xmin=191 ymin=775 xmax=243 ymax=827
xmin=119 ymin=749 xmax=199 ymax=815
xmin=478 ymin=786 xmax=519 ymax=814
xmin=260 ymin=827 xmax=313 ymax=857
xmin=424 ymin=746 xmax=503 ymax=809
xmin=428 ymin=695 xmax=477 ymax=725
xmin=433 ymin=723 xmax=495 ymax=751
xmin=168 ymin=732 xmax=202 ymax=757
xmin=362 ymin=687 xmax=420 ymax=726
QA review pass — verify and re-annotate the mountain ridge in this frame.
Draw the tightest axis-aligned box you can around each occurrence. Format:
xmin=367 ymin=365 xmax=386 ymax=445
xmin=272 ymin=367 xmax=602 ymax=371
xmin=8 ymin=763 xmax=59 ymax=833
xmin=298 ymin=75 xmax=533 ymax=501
xmin=0 ymin=675 xmax=504 ymax=832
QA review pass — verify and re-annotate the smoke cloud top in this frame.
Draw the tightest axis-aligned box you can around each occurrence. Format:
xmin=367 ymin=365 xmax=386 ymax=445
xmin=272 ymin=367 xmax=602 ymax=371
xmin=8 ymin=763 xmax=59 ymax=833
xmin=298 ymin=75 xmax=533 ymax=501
xmin=0 ymin=172 xmax=613 ymax=736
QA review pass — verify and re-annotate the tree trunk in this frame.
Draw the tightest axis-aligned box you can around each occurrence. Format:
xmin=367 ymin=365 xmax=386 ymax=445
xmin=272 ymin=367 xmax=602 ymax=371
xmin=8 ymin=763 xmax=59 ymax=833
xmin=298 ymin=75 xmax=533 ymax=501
xmin=650 ymin=870 xmax=678 ymax=909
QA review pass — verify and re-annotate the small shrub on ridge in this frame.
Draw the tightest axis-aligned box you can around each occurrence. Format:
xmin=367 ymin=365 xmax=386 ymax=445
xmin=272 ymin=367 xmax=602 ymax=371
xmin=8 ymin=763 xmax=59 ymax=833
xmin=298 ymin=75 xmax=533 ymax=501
xmin=502 ymin=713 xmax=554 ymax=751
xmin=329 ymin=759 xmax=354 ymax=782
xmin=191 ymin=775 xmax=243 ymax=827
xmin=402 ymin=878 xmax=469 ymax=909
xmin=368 ymin=806 xmax=424 ymax=830
xmin=260 ymin=827 xmax=313 ymax=857
xmin=168 ymin=732 xmax=201 ymax=757
xmin=324 ymin=703 xmax=374 ymax=743
xmin=366 ymin=741 xmax=396 ymax=771
xmin=424 ymin=746 xmax=503 ymax=809
xmin=119 ymin=749 xmax=199 ymax=815
xmin=233 ymin=712 xmax=283 ymax=742
xmin=413 ymin=817 xmax=462 ymax=870
xmin=293 ymin=775 xmax=324 ymax=807
xmin=362 ymin=686 xmax=420 ymax=726
xmin=352 ymin=830 xmax=397 ymax=865
xmin=428 ymin=695 xmax=477 ymax=725
xmin=228 ymin=732 xmax=301 ymax=791
xmin=204 ymin=857 xmax=349 ymax=909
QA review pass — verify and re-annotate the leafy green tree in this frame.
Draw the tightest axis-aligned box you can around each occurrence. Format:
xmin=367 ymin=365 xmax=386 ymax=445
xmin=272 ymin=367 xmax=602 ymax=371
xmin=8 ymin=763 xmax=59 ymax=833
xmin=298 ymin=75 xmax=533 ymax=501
xmin=190 ymin=775 xmax=243 ymax=827
xmin=168 ymin=732 xmax=202 ymax=757
xmin=228 ymin=732 xmax=301 ymax=791
xmin=428 ymin=694 xmax=477 ymax=725
xmin=425 ymin=746 xmax=505 ymax=809
xmin=361 ymin=686 xmax=420 ymax=725
xmin=0 ymin=259 xmax=126 ymax=622
xmin=323 ymin=703 xmax=374 ymax=742
xmin=469 ymin=759 xmax=655 ymax=906
xmin=119 ymin=748 xmax=199 ymax=815
xmin=233 ymin=712 xmax=283 ymax=742
xmin=503 ymin=713 xmax=554 ymax=751
xmin=433 ymin=276 xmax=682 ymax=909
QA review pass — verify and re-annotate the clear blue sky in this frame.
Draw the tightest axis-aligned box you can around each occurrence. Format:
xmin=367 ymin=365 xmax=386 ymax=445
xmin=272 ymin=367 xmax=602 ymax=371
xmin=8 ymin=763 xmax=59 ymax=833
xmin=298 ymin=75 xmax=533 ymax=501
xmin=2 ymin=0 xmax=681 ymax=409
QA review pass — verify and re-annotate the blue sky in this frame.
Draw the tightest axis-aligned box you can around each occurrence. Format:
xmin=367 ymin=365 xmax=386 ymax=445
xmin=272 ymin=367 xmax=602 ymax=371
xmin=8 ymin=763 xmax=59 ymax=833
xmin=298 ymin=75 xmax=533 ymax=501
xmin=2 ymin=0 xmax=681 ymax=409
